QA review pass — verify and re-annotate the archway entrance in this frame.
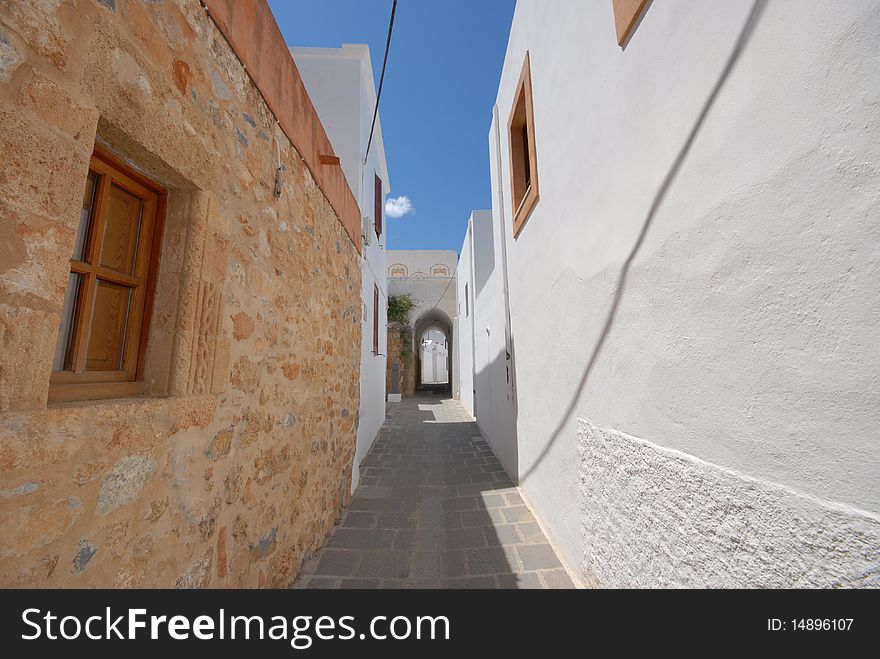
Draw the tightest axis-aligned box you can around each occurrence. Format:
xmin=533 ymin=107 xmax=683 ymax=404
xmin=412 ymin=309 xmax=453 ymax=394
xmin=420 ymin=329 xmax=449 ymax=385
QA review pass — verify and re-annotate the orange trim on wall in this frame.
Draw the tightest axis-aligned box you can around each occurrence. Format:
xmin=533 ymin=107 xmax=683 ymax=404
xmin=202 ymin=0 xmax=362 ymax=253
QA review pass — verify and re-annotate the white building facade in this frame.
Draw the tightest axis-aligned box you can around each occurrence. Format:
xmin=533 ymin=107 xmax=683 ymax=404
xmin=292 ymin=44 xmax=391 ymax=491
xmin=420 ymin=330 xmax=449 ymax=385
xmin=455 ymin=227 xmax=475 ymax=414
xmin=387 ymin=250 xmax=457 ymax=281
xmin=386 ymin=252 xmax=457 ymax=331
xmin=455 ymin=210 xmax=517 ymax=471
xmin=459 ymin=0 xmax=880 ymax=587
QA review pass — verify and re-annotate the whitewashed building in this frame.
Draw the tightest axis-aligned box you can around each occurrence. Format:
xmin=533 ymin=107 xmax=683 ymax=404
xmin=387 ymin=250 xmax=457 ymax=280
xmin=420 ymin=330 xmax=449 ymax=385
xmin=455 ymin=210 xmax=517 ymax=467
xmin=458 ymin=0 xmax=880 ymax=587
xmin=455 ymin=226 xmax=475 ymax=414
xmin=292 ymin=44 xmax=391 ymax=491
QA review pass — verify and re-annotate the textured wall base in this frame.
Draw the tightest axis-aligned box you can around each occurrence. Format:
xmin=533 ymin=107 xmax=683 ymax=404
xmin=578 ymin=419 xmax=880 ymax=588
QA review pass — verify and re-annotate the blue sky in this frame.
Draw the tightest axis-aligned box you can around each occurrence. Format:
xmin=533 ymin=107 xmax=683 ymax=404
xmin=267 ymin=0 xmax=516 ymax=253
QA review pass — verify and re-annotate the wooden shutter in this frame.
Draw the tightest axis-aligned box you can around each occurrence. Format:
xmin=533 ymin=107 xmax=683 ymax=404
xmin=374 ymin=174 xmax=383 ymax=236
xmin=373 ymin=285 xmax=380 ymax=354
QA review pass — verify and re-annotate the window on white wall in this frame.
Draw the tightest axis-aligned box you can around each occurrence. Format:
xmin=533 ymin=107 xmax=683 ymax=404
xmin=508 ymin=52 xmax=539 ymax=238
xmin=373 ymin=284 xmax=379 ymax=354
xmin=612 ymin=0 xmax=650 ymax=46
xmin=374 ymin=175 xmax=383 ymax=237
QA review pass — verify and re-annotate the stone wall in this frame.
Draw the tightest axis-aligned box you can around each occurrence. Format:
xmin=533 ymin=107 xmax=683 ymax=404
xmin=0 ymin=0 xmax=361 ymax=587
xmin=386 ymin=324 xmax=415 ymax=398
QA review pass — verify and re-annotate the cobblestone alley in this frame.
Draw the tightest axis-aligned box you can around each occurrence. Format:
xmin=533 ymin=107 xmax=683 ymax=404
xmin=295 ymin=395 xmax=576 ymax=589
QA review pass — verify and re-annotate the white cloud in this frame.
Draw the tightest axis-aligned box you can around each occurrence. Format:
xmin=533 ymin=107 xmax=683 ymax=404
xmin=385 ymin=196 xmax=414 ymax=218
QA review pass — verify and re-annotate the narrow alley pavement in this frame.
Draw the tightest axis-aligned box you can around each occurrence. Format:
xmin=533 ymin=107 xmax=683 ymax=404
xmin=295 ymin=395 xmax=576 ymax=588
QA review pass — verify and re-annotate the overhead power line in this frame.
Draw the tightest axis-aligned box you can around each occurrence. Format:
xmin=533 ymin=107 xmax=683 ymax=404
xmin=364 ymin=0 xmax=398 ymax=165
xmin=426 ymin=274 xmax=456 ymax=321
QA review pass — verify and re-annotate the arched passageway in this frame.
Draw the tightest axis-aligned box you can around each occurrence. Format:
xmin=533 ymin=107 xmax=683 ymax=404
xmin=412 ymin=309 xmax=453 ymax=394
xmin=419 ymin=329 xmax=449 ymax=386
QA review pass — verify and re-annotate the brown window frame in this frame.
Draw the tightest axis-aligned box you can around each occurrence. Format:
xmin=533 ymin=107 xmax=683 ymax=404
xmin=49 ymin=147 xmax=166 ymax=404
xmin=374 ymin=174 xmax=383 ymax=237
xmin=373 ymin=284 xmax=380 ymax=355
xmin=508 ymin=52 xmax=539 ymax=239
xmin=612 ymin=0 xmax=650 ymax=46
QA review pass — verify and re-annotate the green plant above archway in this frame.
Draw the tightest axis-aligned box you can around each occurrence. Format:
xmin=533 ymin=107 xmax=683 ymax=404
xmin=387 ymin=294 xmax=415 ymax=325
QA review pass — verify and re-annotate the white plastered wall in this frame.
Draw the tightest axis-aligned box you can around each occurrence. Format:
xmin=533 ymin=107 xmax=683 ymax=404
xmin=490 ymin=0 xmax=880 ymax=586
xmin=455 ymin=228 xmax=475 ymax=416
xmin=470 ymin=208 xmax=519 ymax=480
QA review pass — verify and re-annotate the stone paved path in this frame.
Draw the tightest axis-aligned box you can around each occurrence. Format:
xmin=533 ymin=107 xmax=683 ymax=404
xmin=295 ymin=394 xmax=576 ymax=589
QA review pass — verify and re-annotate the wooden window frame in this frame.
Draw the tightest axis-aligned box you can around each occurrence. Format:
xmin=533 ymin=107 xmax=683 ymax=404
xmin=373 ymin=284 xmax=380 ymax=355
xmin=612 ymin=0 xmax=650 ymax=47
xmin=49 ymin=147 xmax=166 ymax=404
xmin=374 ymin=174 xmax=383 ymax=237
xmin=508 ymin=52 xmax=539 ymax=239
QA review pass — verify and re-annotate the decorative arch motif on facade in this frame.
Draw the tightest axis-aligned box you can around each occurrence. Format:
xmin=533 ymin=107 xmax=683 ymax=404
xmin=431 ymin=264 xmax=450 ymax=277
xmin=388 ymin=264 xmax=407 ymax=277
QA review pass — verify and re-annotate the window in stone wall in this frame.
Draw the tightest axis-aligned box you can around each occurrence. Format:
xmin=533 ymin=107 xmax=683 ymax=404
xmin=431 ymin=265 xmax=449 ymax=277
xmin=509 ymin=52 xmax=539 ymax=238
xmin=50 ymin=150 xmax=165 ymax=403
